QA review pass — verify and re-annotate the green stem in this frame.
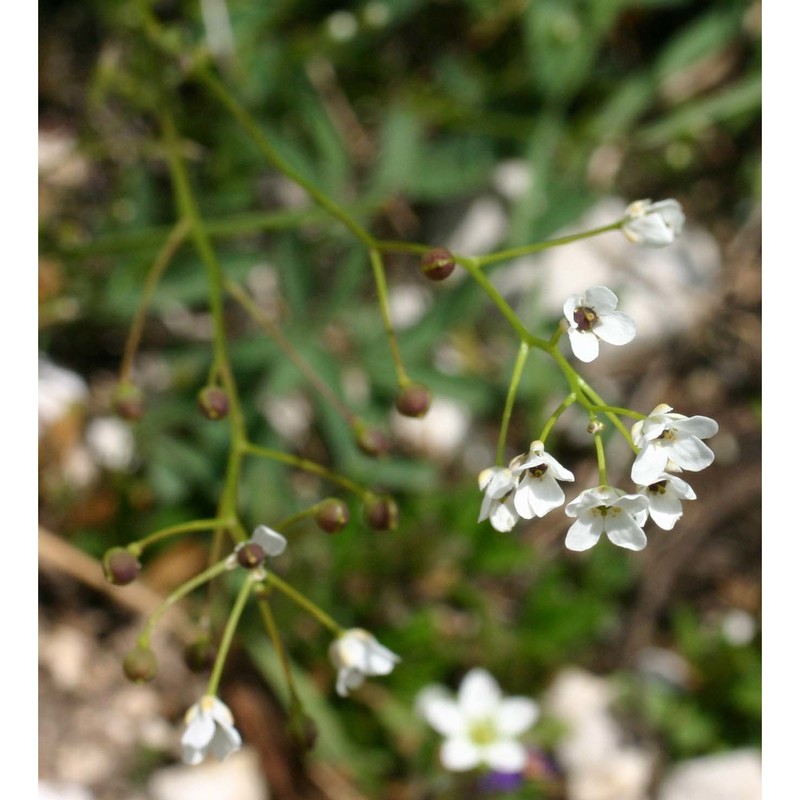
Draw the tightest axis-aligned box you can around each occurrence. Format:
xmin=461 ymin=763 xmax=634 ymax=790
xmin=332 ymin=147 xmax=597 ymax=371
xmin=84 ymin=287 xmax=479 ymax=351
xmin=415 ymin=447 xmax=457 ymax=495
xmin=369 ymin=248 xmax=410 ymax=387
xmin=263 ymin=571 xmax=342 ymax=635
xmin=119 ymin=219 xmax=189 ymax=382
xmin=274 ymin=506 xmax=318 ymax=532
xmin=206 ymin=572 xmax=256 ymax=696
xmin=256 ymin=596 xmax=300 ymax=706
xmin=594 ymin=429 xmax=607 ymax=486
xmin=243 ymin=442 xmax=369 ymax=498
xmin=495 ymin=341 xmax=530 ymax=464
xmin=137 ymin=558 xmax=232 ymax=647
xmin=475 ymin=221 xmax=624 ymax=268
xmin=130 ymin=517 xmax=234 ymax=555
xmin=539 ymin=393 xmax=577 ymax=444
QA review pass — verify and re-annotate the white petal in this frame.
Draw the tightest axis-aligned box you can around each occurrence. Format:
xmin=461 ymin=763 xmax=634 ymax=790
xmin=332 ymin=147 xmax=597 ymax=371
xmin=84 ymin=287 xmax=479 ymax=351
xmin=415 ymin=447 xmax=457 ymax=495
xmin=251 ymin=525 xmax=288 ymax=556
xmin=209 ymin=721 xmax=242 ymax=761
xmin=595 ymin=312 xmax=636 ymax=346
xmin=583 ymin=285 xmax=619 ymax=314
xmin=646 ymin=491 xmax=684 ymax=530
xmin=490 ymin=500 xmax=519 ymax=532
xmin=541 ymin=453 xmax=575 ymax=482
xmin=336 ymin=666 xmax=363 ymax=697
xmin=568 ymin=329 xmax=600 ymax=363
xmin=513 ymin=482 xmax=537 ymax=519
xmin=563 ymin=294 xmax=580 ymax=321
xmin=496 ymin=698 xmax=539 ymax=737
xmin=606 ymin=514 xmax=648 ymax=550
xmin=440 ymin=737 xmax=482 ymax=771
xmin=181 ymin=712 xmax=214 ymax=764
xmin=419 ymin=696 xmax=467 ymax=737
xmin=565 ymin=516 xmax=602 ymax=551
xmin=525 ymin=475 xmax=566 ymax=517
xmin=674 ymin=415 xmax=718 ymax=439
xmin=458 ymin=669 xmax=502 ymax=718
xmin=483 ymin=739 xmax=528 ymax=773
xmin=631 ymin=444 xmax=668 ymax=485
xmin=669 ymin=436 xmax=715 ymax=472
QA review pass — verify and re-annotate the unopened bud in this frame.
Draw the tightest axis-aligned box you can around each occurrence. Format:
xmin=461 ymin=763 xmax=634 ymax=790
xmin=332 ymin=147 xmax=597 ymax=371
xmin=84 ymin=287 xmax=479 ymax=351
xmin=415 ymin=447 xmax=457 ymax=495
xmin=363 ymin=493 xmax=399 ymax=531
xmin=113 ymin=383 xmax=145 ymax=421
xmin=103 ymin=547 xmax=141 ymax=586
xmin=587 ymin=420 xmax=605 ymax=434
xmin=354 ymin=422 xmax=390 ymax=457
xmin=123 ymin=646 xmax=158 ymax=684
xmin=420 ymin=247 xmax=456 ymax=281
xmin=235 ymin=542 xmax=266 ymax=569
xmin=183 ymin=636 xmax=217 ymax=673
xmin=315 ymin=498 xmax=350 ymax=534
xmin=197 ymin=386 xmax=229 ymax=420
xmin=395 ymin=383 xmax=432 ymax=418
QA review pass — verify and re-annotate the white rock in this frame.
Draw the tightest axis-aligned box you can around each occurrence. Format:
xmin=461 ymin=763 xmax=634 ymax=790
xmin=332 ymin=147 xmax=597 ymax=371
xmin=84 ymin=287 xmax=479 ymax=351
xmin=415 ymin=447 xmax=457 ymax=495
xmin=658 ymin=749 xmax=761 ymax=800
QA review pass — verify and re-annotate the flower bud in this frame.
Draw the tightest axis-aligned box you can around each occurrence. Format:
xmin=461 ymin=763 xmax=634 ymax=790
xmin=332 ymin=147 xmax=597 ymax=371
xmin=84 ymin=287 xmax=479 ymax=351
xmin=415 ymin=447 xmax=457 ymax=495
xmin=420 ymin=247 xmax=456 ymax=281
xmin=197 ymin=386 xmax=229 ymax=421
xmin=587 ymin=419 xmax=605 ymax=434
xmin=183 ymin=636 xmax=217 ymax=673
xmin=354 ymin=422 xmax=390 ymax=457
xmin=235 ymin=542 xmax=266 ymax=569
xmin=102 ymin=547 xmax=141 ymax=586
xmin=315 ymin=498 xmax=350 ymax=534
xmin=123 ymin=646 xmax=158 ymax=684
xmin=395 ymin=383 xmax=432 ymax=418
xmin=363 ymin=493 xmax=399 ymax=531
xmin=113 ymin=383 xmax=145 ymax=421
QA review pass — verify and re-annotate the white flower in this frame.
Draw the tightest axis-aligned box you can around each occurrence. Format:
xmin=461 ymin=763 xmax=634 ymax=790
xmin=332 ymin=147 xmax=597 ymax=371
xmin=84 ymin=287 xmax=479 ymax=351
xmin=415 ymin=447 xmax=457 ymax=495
xmin=417 ymin=668 xmax=539 ymax=773
xmin=637 ymin=473 xmax=696 ymax=530
xmin=622 ymin=198 xmax=685 ymax=246
xmin=510 ymin=441 xmax=575 ymax=519
xmin=181 ymin=696 xmax=242 ymax=765
xmin=630 ymin=403 xmax=718 ymax=485
xmin=478 ymin=466 xmax=520 ymax=532
xmin=564 ymin=486 xmax=648 ymax=552
xmin=563 ymin=286 xmax=636 ymax=363
xmin=329 ymin=628 xmax=400 ymax=697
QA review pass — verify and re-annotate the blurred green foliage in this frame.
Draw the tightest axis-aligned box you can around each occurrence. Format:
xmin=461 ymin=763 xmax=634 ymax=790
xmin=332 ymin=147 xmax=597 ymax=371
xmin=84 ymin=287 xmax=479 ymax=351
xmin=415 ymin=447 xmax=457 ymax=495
xmin=40 ymin=0 xmax=760 ymax=794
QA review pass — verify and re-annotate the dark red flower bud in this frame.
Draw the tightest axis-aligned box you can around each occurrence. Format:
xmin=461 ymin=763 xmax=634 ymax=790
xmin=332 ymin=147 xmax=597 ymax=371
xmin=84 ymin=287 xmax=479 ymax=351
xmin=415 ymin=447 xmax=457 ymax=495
xmin=197 ymin=386 xmax=230 ymax=420
xmin=315 ymin=498 xmax=350 ymax=534
xmin=363 ymin=493 xmax=399 ymax=531
xmin=113 ymin=383 xmax=145 ymax=421
xmin=102 ymin=547 xmax=141 ymax=586
xmin=235 ymin=542 xmax=266 ymax=569
xmin=395 ymin=383 xmax=432 ymax=418
xmin=420 ymin=247 xmax=456 ymax=281
xmin=123 ymin=646 xmax=158 ymax=684
xmin=354 ymin=422 xmax=390 ymax=457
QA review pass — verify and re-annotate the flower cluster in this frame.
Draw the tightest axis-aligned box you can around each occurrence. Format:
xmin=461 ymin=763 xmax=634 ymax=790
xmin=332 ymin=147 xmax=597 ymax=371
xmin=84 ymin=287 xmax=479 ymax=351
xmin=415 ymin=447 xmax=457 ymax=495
xmin=479 ymin=404 xmax=718 ymax=551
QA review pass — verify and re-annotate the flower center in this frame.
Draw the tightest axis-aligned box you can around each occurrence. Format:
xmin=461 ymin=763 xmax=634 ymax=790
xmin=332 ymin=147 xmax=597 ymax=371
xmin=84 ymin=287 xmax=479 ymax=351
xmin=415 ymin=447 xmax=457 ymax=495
xmin=468 ymin=718 xmax=498 ymax=746
xmin=528 ymin=464 xmax=548 ymax=479
xmin=591 ymin=505 xmax=621 ymax=519
xmin=647 ymin=480 xmax=668 ymax=495
xmin=573 ymin=306 xmax=598 ymax=331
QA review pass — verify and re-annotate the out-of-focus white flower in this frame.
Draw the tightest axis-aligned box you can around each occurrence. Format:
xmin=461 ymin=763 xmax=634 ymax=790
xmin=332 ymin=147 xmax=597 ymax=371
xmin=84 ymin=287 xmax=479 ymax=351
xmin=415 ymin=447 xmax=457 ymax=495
xmin=658 ymin=748 xmax=762 ymax=800
xmin=564 ymin=486 xmax=648 ymax=551
xmin=568 ymin=748 xmax=653 ymax=800
xmin=622 ymin=199 xmax=685 ymax=247
xmin=720 ymin=609 xmax=757 ymax=647
xmin=631 ymin=404 xmax=718 ymax=486
xmin=181 ymin=696 xmax=242 ymax=766
xmin=478 ymin=466 xmax=519 ymax=532
xmin=329 ymin=628 xmax=400 ymax=697
xmin=563 ymin=286 xmax=636 ymax=363
xmin=38 ymin=357 xmax=88 ymax=433
xmin=510 ymin=441 xmax=574 ymax=519
xmin=85 ymin=417 xmax=136 ymax=471
xmin=417 ymin=668 xmax=539 ymax=773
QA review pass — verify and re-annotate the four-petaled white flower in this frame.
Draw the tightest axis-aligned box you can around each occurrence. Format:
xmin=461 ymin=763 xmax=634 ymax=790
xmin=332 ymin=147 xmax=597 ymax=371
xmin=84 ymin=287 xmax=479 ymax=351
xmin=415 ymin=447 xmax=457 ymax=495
xmin=622 ymin=198 xmax=685 ymax=246
xmin=637 ymin=473 xmax=696 ymax=530
xmin=631 ymin=404 xmax=719 ymax=486
xmin=181 ymin=695 xmax=242 ymax=765
xmin=510 ymin=441 xmax=575 ymax=519
xmin=564 ymin=486 xmax=648 ymax=552
xmin=329 ymin=628 xmax=400 ymax=697
xmin=417 ymin=668 xmax=539 ymax=773
xmin=478 ymin=466 xmax=520 ymax=532
xmin=563 ymin=286 xmax=636 ymax=363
